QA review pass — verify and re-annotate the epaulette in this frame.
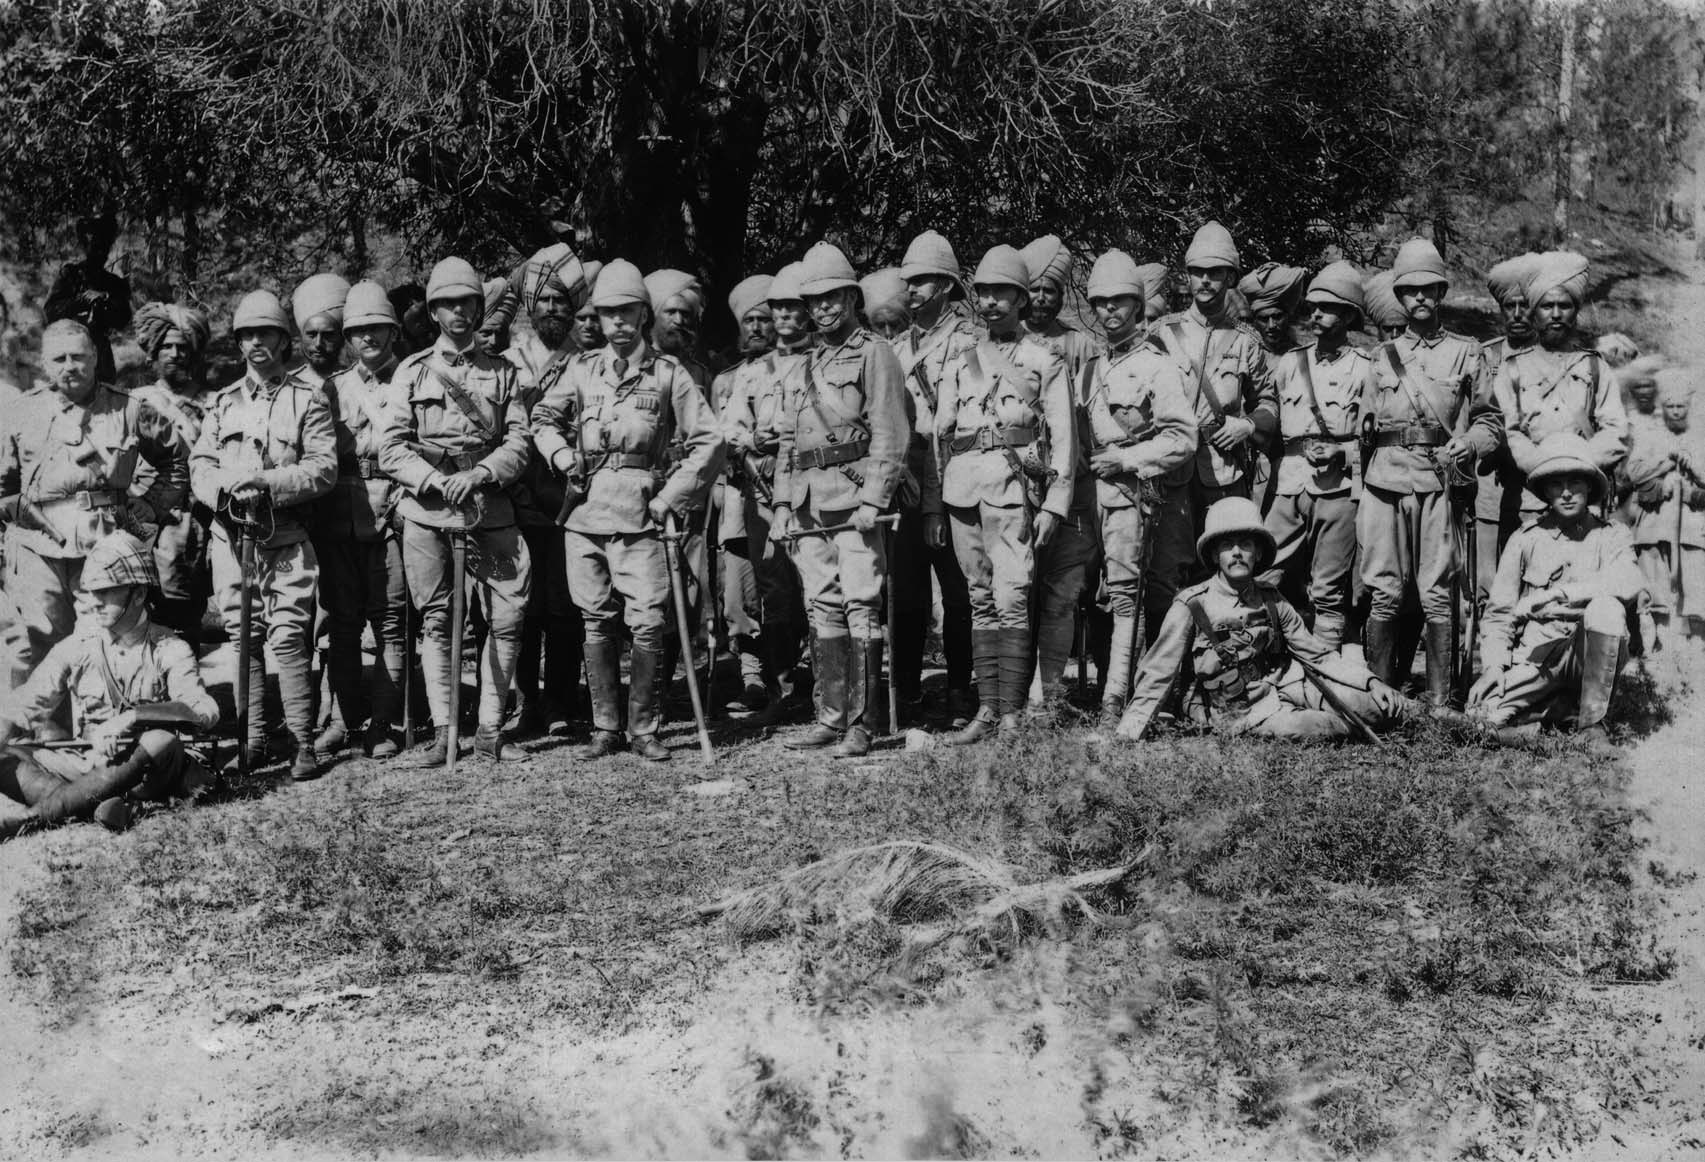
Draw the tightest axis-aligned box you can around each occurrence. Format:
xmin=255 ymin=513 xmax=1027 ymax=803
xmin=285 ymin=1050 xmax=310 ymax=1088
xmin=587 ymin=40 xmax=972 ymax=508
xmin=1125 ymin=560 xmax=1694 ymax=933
xmin=1231 ymin=320 xmax=1263 ymax=341
xmin=844 ymin=329 xmax=871 ymax=349
xmin=1174 ymin=578 xmax=1214 ymax=604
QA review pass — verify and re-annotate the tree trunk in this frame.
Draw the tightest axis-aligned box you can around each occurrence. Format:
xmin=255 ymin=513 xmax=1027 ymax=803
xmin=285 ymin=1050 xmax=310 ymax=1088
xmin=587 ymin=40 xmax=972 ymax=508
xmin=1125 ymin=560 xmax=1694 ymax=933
xmin=1554 ymin=1 xmax=1576 ymax=246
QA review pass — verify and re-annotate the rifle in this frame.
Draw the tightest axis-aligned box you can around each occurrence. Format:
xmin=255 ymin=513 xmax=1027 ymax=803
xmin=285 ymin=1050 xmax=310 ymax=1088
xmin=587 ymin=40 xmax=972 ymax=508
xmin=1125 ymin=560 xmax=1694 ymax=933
xmin=705 ymin=508 xmax=721 ymax=718
xmin=780 ymin=513 xmax=901 ymax=543
xmin=883 ymin=520 xmax=899 ymax=735
xmin=1290 ymin=651 xmax=1384 ymax=746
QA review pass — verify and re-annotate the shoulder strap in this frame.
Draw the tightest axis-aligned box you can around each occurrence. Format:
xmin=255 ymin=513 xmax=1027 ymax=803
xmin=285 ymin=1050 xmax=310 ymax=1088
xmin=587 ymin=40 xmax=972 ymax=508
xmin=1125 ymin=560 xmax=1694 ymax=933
xmin=1184 ymin=595 xmax=1227 ymax=650
xmin=1171 ymin=321 xmax=1232 ymax=422
xmin=908 ymin=360 xmax=937 ymax=411
xmin=1260 ymin=591 xmax=1285 ymax=654
xmin=1382 ymin=343 xmax=1450 ymax=431
xmin=1293 ymin=350 xmax=1332 ymax=437
xmin=1586 ymin=352 xmax=1599 ymax=429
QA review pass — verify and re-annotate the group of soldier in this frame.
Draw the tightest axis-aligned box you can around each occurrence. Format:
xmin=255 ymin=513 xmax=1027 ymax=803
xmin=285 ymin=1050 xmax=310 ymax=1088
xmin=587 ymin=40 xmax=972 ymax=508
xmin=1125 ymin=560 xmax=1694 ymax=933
xmin=0 ymin=211 xmax=1694 ymax=837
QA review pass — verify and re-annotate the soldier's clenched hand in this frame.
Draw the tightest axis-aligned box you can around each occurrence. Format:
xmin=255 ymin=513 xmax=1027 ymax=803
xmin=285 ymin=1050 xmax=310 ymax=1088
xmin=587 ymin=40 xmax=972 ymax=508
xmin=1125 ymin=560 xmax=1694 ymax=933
xmin=769 ymin=505 xmax=796 ymax=542
xmin=440 ymin=468 xmax=488 ymax=506
xmin=1033 ymin=511 xmax=1059 ymax=548
xmin=851 ymin=504 xmax=881 ymax=533
xmin=1207 ymin=415 xmax=1255 ymax=452
xmin=924 ymin=513 xmax=946 ymax=549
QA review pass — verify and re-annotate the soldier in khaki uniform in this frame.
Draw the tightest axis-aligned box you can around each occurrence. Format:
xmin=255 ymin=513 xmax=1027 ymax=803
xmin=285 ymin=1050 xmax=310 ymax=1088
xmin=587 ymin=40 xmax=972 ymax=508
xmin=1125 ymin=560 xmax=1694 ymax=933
xmin=1016 ymin=235 xmax=1099 ymax=716
xmin=1470 ymin=435 xmax=1644 ymax=737
xmin=1361 ymin=272 xmax=1407 ymax=342
xmin=1473 ymin=253 xmax=1542 ymax=603
xmin=0 ymin=532 xmax=220 ymax=838
xmin=3 ymin=320 xmax=187 ymax=688
xmin=506 ymin=244 xmax=592 ymax=737
xmin=936 ymin=245 xmax=1075 ymax=742
xmin=313 ymin=281 xmax=408 ymax=758
xmin=1081 ymin=250 xmax=1198 ymax=719
xmin=532 ymin=260 xmax=723 ymax=761
xmin=1237 ymin=263 xmax=1308 ymax=369
xmin=131 ymin=303 xmax=216 ymax=646
xmin=290 ymin=274 xmax=352 ymax=389
xmin=1625 ymin=370 xmax=1703 ymax=639
xmin=770 ymin=242 xmax=909 ymax=757
xmin=723 ymin=264 xmax=812 ymax=719
xmin=379 ymin=258 xmax=534 ymax=764
xmin=1148 ymin=222 xmax=1280 ymax=615
xmin=1115 ymin=498 xmax=1408 ymax=742
xmin=1260 ymin=262 xmax=1370 ymax=649
xmin=712 ymin=274 xmax=781 ymax=712
xmin=1489 ymin=251 xmax=1629 ymax=542
xmin=1358 ymin=238 xmax=1502 ymax=709
xmin=891 ymin=231 xmax=976 ymax=724
xmin=191 ymin=291 xmax=337 ymax=779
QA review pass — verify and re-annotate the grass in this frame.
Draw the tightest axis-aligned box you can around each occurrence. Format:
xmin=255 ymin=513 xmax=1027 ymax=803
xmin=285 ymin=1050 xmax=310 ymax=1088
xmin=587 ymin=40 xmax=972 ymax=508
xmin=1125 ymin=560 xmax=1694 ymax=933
xmin=2 ymin=687 xmax=1679 ymax=1157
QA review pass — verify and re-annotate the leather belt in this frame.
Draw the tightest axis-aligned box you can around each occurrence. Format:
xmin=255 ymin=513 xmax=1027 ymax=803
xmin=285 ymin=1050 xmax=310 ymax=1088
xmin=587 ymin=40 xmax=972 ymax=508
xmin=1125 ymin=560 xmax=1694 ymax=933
xmin=38 ymin=489 xmax=122 ymax=512
xmin=1373 ymin=423 xmax=1448 ymax=449
xmin=947 ymin=425 xmax=1037 ymax=454
xmin=339 ymin=455 xmax=382 ymax=480
xmin=1283 ymin=434 xmax=1357 ymax=452
xmin=592 ymin=452 xmax=655 ymax=472
xmin=790 ymin=438 xmax=870 ymax=470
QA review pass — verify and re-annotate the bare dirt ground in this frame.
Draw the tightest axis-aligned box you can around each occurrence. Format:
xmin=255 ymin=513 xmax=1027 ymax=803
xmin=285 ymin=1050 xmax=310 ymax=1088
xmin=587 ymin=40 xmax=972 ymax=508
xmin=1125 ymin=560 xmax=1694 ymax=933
xmin=2 ymin=249 xmax=1705 ymax=1161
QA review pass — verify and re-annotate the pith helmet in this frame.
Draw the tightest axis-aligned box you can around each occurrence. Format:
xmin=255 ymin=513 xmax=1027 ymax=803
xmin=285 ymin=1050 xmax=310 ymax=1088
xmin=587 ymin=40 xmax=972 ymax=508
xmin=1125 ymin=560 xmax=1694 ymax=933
xmin=1184 ymin=221 xmax=1240 ymax=271
xmin=81 ymin=530 xmax=159 ymax=591
xmin=1304 ymin=261 xmax=1365 ymax=319
xmin=797 ymin=242 xmax=859 ymax=297
xmin=1196 ymin=497 xmax=1276 ymax=568
xmin=1390 ymin=238 xmax=1448 ymax=291
xmin=344 ymin=280 xmax=399 ymax=329
xmin=426 ymin=257 xmax=483 ymax=304
xmin=768 ymin=262 xmax=807 ymax=304
xmin=232 ymin=290 xmax=291 ymax=334
xmin=1086 ymin=249 xmax=1144 ymax=300
xmin=970 ymin=245 xmax=1030 ymax=292
xmin=589 ymin=259 xmax=651 ymax=310
xmin=1525 ymin=433 xmax=1609 ymax=506
xmin=899 ymin=230 xmax=960 ymax=282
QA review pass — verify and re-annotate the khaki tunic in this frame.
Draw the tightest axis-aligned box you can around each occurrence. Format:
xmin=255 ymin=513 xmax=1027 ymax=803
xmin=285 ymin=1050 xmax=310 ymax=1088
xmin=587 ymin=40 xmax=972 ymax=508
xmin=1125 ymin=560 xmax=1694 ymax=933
xmin=1150 ymin=307 xmax=1280 ymax=488
xmin=190 ymin=370 xmax=338 ymax=548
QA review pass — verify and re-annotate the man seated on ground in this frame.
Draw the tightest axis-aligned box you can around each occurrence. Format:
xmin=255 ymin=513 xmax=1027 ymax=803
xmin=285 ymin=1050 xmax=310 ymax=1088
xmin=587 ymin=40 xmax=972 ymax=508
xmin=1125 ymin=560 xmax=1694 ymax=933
xmin=1469 ymin=434 xmax=1645 ymax=740
xmin=1116 ymin=497 xmax=1410 ymax=742
xmin=0 ymin=531 xmax=219 ymax=839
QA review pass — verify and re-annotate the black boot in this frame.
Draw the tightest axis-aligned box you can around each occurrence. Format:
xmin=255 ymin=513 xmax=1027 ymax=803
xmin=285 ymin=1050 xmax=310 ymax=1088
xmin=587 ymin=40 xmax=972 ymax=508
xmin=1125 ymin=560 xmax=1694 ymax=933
xmin=833 ymin=637 xmax=884 ymax=758
xmin=949 ymin=629 xmax=1002 ymax=746
xmin=1364 ymin=618 xmax=1397 ymax=688
xmin=788 ymin=634 xmax=848 ymax=749
xmin=1575 ymin=629 xmax=1624 ymax=730
xmin=578 ymin=639 xmax=626 ymax=760
xmin=1422 ymin=621 xmax=1459 ymax=716
xmin=999 ymin=628 xmax=1031 ymax=734
xmin=627 ymin=644 xmax=671 ymax=762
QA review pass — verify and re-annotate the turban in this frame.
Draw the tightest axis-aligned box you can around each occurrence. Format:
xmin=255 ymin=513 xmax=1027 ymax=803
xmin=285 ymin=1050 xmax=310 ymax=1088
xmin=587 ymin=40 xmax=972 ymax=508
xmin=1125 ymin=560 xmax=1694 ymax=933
xmin=1486 ymin=253 xmax=1542 ymax=308
xmin=1184 ymin=221 xmax=1239 ymax=270
xmin=1391 ymin=238 xmax=1448 ymax=290
xmin=643 ymin=269 xmax=705 ymax=314
xmin=516 ymin=243 xmax=589 ymax=315
xmin=1524 ymin=250 xmax=1591 ymax=309
xmin=859 ymin=267 xmax=910 ymax=317
xmin=1237 ymin=262 xmax=1308 ymax=313
xmin=1657 ymin=368 xmax=1695 ymax=406
xmin=1362 ymin=271 xmax=1407 ymax=330
xmin=1134 ymin=262 xmax=1171 ymax=315
xmin=291 ymin=273 xmax=350 ymax=333
xmin=482 ymin=277 xmax=515 ymax=329
xmin=728 ymin=275 xmax=774 ymax=323
xmin=132 ymin=302 xmax=210 ymax=358
xmin=1020 ymin=235 xmax=1073 ymax=289
xmin=1596 ymin=332 xmax=1640 ymax=368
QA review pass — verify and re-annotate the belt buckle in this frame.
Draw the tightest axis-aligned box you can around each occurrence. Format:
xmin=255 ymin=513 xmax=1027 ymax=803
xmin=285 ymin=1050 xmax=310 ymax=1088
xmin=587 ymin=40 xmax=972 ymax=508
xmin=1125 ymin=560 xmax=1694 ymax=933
xmin=977 ymin=429 xmax=996 ymax=452
xmin=73 ymin=490 xmax=94 ymax=511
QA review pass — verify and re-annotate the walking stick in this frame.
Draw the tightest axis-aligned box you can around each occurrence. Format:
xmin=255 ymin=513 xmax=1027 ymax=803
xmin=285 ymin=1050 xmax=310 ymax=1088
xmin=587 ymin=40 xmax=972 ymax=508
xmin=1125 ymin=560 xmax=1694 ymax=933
xmin=705 ymin=508 xmax=720 ymax=718
xmin=1463 ymin=512 xmax=1480 ymax=704
xmin=1291 ymin=653 xmax=1384 ymax=746
xmin=446 ymin=527 xmax=467 ymax=773
xmin=781 ymin=513 xmax=901 ymax=542
xmin=234 ymin=522 xmax=257 ymax=776
xmin=663 ymin=511 xmax=715 ymax=765
xmin=1674 ymin=464 xmax=1688 ymax=615
xmin=883 ymin=520 xmax=899 ymax=735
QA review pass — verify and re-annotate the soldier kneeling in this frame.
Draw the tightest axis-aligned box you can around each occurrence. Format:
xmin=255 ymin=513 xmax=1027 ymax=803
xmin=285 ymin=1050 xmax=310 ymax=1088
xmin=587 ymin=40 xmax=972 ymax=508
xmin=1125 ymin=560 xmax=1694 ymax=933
xmin=0 ymin=531 xmax=219 ymax=838
xmin=1469 ymin=434 xmax=1644 ymax=739
xmin=1116 ymin=498 xmax=1409 ymax=741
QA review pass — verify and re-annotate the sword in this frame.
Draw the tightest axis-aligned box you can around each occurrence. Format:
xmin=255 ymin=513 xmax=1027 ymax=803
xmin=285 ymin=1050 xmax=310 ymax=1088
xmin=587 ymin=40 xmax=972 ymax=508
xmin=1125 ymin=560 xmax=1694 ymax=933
xmin=662 ymin=511 xmax=715 ymax=765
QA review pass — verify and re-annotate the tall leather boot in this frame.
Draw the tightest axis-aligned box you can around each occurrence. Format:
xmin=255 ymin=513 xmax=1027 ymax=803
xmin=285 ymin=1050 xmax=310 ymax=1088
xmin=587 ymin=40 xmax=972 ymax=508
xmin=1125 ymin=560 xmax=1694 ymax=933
xmin=1575 ymin=629 xmax=1624 ymax=730
xmin=627 ymin=644 xmax=671 ymax=762
xmin=17 ymin=750 xmax=152 ymax=836
xmin=942 ymin=608 xmax=975 ymax=727
xmin=1100 ymin=614 xmax=1138 ymax=724
xmin=948 ymin=628 xmax=1003 ymax=745
xmin=1364 ymin=618 xmax=1397 ymax=688
xmin=240 ymin=637 xmax=268 ymax=767
xmin=788 ymin=633 xmax=848 ymax=749
xmin=320 ymin=632 xmax=366 ymax=754
xmin=834 ymin=637 xmax=885 ymax=758
xmin=1422 ymin=621 xmax=1460 ymax=717
xmin=578 ymin=639 xmax=626 ymax=759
